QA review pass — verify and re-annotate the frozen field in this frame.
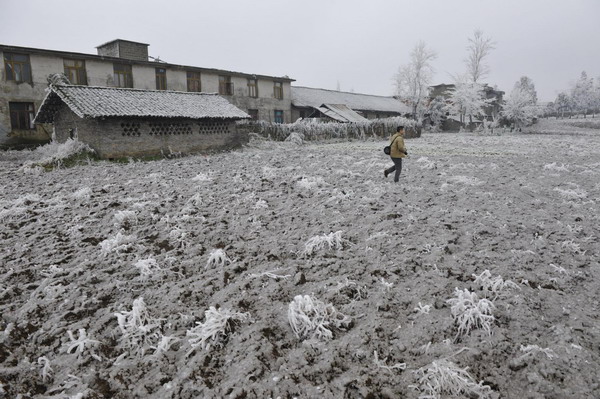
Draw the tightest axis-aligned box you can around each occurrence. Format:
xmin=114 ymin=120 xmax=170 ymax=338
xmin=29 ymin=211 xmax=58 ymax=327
xmin=1 ymin=118 xmax=599 ymax=398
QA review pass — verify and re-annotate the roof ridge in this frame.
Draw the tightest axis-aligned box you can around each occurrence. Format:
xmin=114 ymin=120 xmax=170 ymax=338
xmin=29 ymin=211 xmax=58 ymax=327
xmin=292 ymin=86 xmax=396 ymax=99
xmin=55 ymin=84 xmax=219 ymax=96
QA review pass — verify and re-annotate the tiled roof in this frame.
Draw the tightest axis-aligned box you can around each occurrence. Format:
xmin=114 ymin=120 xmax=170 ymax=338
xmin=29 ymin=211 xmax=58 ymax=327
xmin=292 ymin=86 xmax=410 ymax=114
xmin=34 ymin=85 xmax=250 ymax=123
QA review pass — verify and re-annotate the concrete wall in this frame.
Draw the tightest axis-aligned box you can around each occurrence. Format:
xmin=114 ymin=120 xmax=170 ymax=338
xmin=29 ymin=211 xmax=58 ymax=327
xmin=53 ymin=106 xmax=247 ymax=158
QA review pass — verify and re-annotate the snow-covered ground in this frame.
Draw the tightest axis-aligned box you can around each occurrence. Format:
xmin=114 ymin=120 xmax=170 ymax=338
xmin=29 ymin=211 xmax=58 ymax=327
xmin=1 ymin=118 xmax=599 ymax=398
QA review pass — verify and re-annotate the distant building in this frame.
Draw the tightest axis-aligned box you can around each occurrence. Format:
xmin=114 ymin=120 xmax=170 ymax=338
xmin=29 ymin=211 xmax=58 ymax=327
xmin=34 ymin=83 xmax=249 ymax=159
xmin=0 ymin=39 xmax=293 ymax=148
xmin=291 ymin=86 xmax=410 ymax=122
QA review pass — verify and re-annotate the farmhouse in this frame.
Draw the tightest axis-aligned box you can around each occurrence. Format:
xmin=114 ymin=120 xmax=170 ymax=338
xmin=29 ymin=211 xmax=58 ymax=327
xmin=291 ymin=86 xmax=410 ymax=122
xmin=34 ymin=82 xmax=249 ymax=159
xmin=0 ymin=39 xmax=293 ymax=148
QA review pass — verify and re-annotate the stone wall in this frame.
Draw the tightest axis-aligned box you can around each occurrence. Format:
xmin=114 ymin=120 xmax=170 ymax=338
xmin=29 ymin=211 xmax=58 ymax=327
xmin=53 ymin=107 xmax=247 ymax=159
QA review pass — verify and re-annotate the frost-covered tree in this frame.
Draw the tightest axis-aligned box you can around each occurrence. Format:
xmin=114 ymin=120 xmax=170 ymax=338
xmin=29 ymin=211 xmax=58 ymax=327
xmin=465 ymin=30 xmax=495 ymax=84
xmin=394 ymin=41 xmax=437 ymax=122
xmin=447 ymin=75 xmax=489 ymax=128
xmin=554 ymin=92 xmax=572 ymax=118
xmin=427 ymin=95 xmax=447 ymax=130
xmin=514 ymin=76 xmax=537 ymax=105
xmin=570 ymin=71 xmax=594 ymax=117
xmin=502 ymin=86 xmax=537 ymax=128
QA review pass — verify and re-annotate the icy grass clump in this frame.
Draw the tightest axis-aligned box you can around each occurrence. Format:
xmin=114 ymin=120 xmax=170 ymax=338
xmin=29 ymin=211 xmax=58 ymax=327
xmin=134 ymin=258 xmax=162 ymax=279
xmin=447 ymin=288 xmax=495 ymax=340
xmin=64 ymin=329 xmax=101 ymax=359
xmin=114 ymin=210 xmax=138 ymax=229
xmin=373 ymin=351 xmax=406 ymax=372
xmin=472 ymin=270 xmax=520 ymax=299
xmin=288 ymin=295 xmax=352 ymax=341
xmin=206 ymin=249 xmax=232 ymax=268
xmin=414 ymin=359 xmax=492 ymax=398
xmin=296 ymin=175 xmax=326 ymax=190
xmin=114 ymin=297 xmax=162 ymax=357
xmin=186 ymin=306 xmax=250 ymax=354
xmin=285 ymin=131 xmax=304 ymax=144
xmin=253 ymin=199 xmax=269 ymax=209
xmin=554 ymin=187 xmax=588 ymax=200
xmin=71 ymin=187 xmax=92 ymax=202
xmin=20 ymin=138 xmax=95 ymax=170
xmin=0 ymin=194 xmax=41 ymax=222
xmin=519 ymin=344 xmax=558 ymax=360
xmin=37 ymin=356 xmax=53 ymax=383
xmin=301 ymin=230 xmax=347 ymax=256
xmin=99 ymin=231 xmax=137 ymax=256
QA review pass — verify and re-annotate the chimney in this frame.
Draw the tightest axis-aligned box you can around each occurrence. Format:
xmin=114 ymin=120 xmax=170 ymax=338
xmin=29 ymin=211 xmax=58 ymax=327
xmin=96 ymin=39 xmax=149 ymax=62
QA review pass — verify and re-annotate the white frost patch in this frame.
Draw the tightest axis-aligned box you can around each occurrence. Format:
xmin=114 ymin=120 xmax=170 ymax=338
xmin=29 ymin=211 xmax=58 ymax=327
xmin=447 ymin=175 xmax=484 ymax=186
xmin=544 ymin=162 xmax=569 ymax=172
xmin=296 ymin=176 xmax=327 ymax=190
xmin=71 ymin=187 xmax=93 ymax=201
xmin=415 ymin=156 xmax=437 ymax=170
xmin=192 ymin=173 xmax=213 ymax=182
xmin=554 ymin=187 xmax=588 ymax=200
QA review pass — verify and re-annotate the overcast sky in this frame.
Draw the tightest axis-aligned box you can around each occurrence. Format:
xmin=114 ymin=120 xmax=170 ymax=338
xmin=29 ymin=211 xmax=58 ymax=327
xmin=1 ymin=0 xmax=598 ymax=102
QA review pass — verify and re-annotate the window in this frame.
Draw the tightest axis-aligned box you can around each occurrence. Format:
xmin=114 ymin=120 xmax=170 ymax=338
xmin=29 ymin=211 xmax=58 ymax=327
xmin=187 ymin=71 xmax=201 ymax=92
xmin=113 ymin=63 xmax=133 ymax=88
xmin=4 ymin=53 xmax=32 ymax=83
xmin=155 ymin=68 xmax=167 ymax=90
xmin=9 ymin=102 xmax=35 ymax=130
xmin=274 ymin=109 xmax=284 ymax=124
xmin=63 ymin=59 xmax=87 ymax=85
xmin=248 ymin=109 xmax=259 ymax=120
xmin=247 ymin=78 xmax=258 ymax=98
xmin=274 ymin=81 xmax=283 ymax=99
xmin=219 ymin=76 xmax=233 ymax=95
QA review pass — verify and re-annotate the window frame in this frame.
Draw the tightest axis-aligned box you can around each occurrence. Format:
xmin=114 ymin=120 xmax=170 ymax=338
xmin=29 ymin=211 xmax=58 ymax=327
xmin=113 ymin=63 xmax=133 ymax=88
xmin=187 ymin=71 xmax=201 ymax=92
xmin=273 ymin=81 xmax=283 ymax=100
xmin=219 ymin=75 xmax=233 ymax=96
xmin=4 ymin=52 xmax=32 ymax=83
xmin=155 ymin=67 xmax=167 ymax=90
xmin=247 ymin=78 xmax=258 ymax=98
xmin=274 ymin=109 xmax=284 ymax=124
xmin=9 ymin=102 xmax=36 ymax=130
xmin=63 ymin=58 xmax=88 ymax=85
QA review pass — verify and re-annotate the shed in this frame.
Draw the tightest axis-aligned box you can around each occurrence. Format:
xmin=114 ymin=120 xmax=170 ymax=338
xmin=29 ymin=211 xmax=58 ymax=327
xmin=316 ymin=104 xmax=368 ymax=123
xmin=291 ymin=86 xmax=410 ymax=121
xmin=34 ymin=84 xmax=250 ymax=158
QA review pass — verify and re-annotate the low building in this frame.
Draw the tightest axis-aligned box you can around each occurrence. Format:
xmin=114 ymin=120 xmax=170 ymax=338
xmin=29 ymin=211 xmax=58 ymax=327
xmin=291 ymin=86 xmax=410 ymax=122
xmin=1 ymin=39 xmax=293 ymax=148
xmin=34 ymin=83 xmax=249 ymax=159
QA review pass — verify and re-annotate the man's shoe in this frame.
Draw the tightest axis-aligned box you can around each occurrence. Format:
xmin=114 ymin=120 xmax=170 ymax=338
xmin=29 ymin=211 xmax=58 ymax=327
xmin=384 ymin=169 xmax=389 ymax=178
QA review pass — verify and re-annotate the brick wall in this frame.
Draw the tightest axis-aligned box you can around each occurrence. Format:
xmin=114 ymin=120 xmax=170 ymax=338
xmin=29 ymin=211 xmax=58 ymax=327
xmin=53 ymin=107 xmax=247 ymax=158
